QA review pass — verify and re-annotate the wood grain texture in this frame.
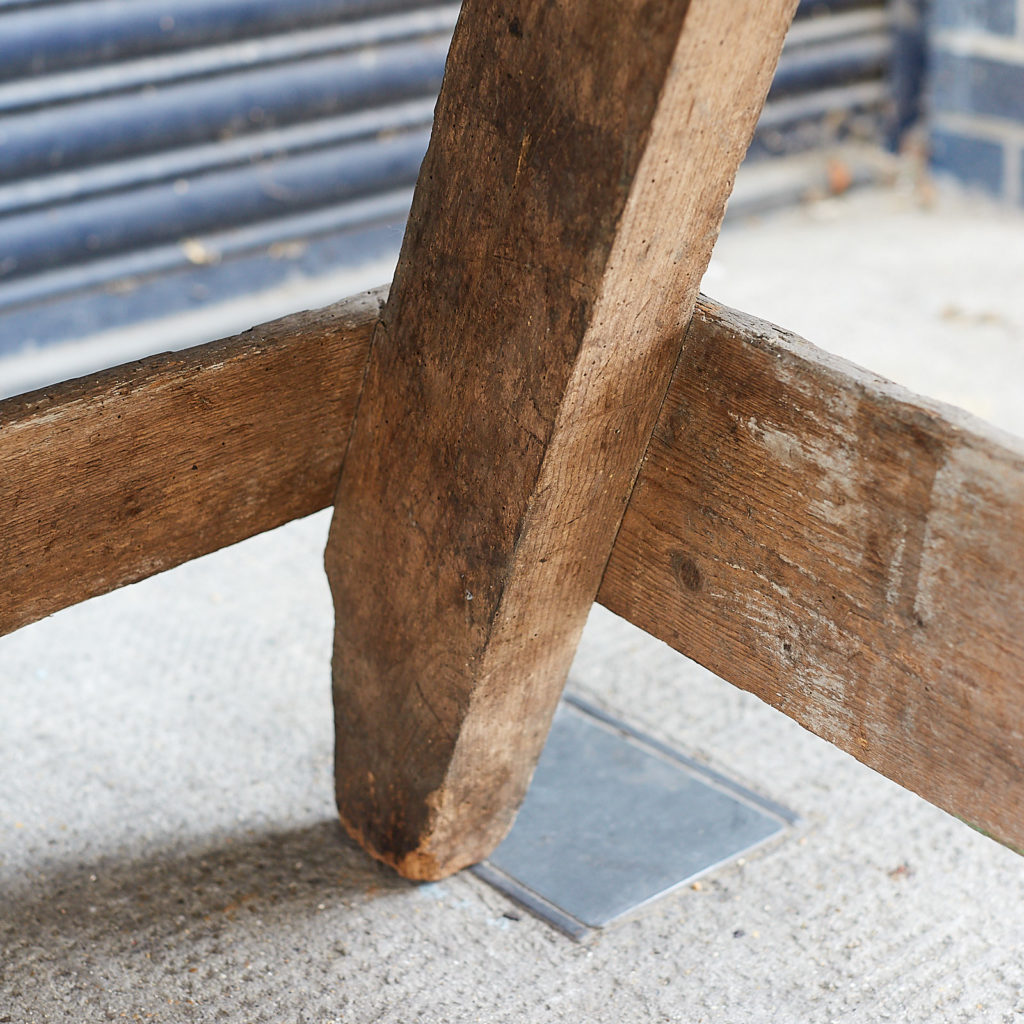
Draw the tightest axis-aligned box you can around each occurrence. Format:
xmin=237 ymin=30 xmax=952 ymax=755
xmin=599 ymin=297 xmax=1024 ymax=854
xmin=4 ymin=285 xmax=1023 ymax=855
xmin=325 ymin=0 xmax=798 ymax=879
xmin=0 ymin=288 xmax=381 ymax=638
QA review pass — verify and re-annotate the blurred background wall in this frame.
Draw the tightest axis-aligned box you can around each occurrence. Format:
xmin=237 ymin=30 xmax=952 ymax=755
xmin=928 ymin=0 xmax=1024 ymax=202
xmin=0 ymin=0 xmax=1015 ymax=385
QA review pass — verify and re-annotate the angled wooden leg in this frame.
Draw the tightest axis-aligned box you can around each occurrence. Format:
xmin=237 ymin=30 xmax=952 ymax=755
xmin=325 ymin=0 xmax=798 ymax=880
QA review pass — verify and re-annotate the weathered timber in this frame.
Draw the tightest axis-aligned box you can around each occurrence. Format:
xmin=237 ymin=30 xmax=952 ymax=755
xmin=0 ymin=288 xmax=381 ymax=638
xmin=3 ymin=288 xmax=1023 ymax=853
xmin=324 ymin=0 xmax=798 ymax=880
xmin=599 ymin=297 xmax=1024 ymax=854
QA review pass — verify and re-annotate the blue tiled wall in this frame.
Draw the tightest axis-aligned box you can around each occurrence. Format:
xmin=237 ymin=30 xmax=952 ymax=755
xmin=932 ymin=0 xmax=1016 ymax=34
xmin=931 ymin=127 xmax=1006 ymax=189
xmin=928 ymin=0 xmax=1024 ymax=203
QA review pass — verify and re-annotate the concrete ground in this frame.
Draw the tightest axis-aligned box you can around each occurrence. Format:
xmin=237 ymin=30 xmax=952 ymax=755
xmin=3 ymin=181 xmax=1024 ymax=1023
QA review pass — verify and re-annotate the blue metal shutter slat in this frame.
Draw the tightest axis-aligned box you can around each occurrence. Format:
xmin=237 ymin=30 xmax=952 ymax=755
xmin=0 ymin=0 xmax=899 ymax=359
xmin=0 ymin=37 xmax=449 ymax=181
xmin=0 ymin=0 xmax=444 ymax=80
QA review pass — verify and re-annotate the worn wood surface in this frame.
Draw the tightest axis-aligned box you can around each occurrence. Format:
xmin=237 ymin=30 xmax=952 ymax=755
xmin=324 ymin=0 xmax=798 ymax=879
xmin=600 ymin=297 xmax=1024 ymax=854
xmin=0 ymin=288 xmax=381 ymax=638
xmin=3 ymin=287 xmax=1024 ymax=854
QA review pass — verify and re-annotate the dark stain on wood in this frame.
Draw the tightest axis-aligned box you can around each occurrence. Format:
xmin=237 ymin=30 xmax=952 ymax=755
xmin=671 ymin=551 xmax=703 ymax=592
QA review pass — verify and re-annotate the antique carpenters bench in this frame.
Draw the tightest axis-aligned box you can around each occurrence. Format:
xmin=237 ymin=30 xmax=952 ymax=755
xmin=3 ymin=0 xmax=1023 ymax=882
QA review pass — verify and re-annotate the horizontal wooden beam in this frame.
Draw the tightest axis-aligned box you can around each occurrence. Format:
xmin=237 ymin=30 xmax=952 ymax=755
xmin=3 ymin=292 xmax=1023 ymax=854
xmin=0 ymin=288 xmax=381 ymax=638
xmin=599 ymin=298 xmax=1024 ymax=854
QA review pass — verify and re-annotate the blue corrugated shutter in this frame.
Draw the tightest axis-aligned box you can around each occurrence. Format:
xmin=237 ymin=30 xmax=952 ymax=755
xmin=0 ymin=0 xmax=898 ymax=358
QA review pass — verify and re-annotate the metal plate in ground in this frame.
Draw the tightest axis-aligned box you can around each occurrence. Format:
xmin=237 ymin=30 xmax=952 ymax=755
xmin=473 ymin=697 xmax=795 ymax=940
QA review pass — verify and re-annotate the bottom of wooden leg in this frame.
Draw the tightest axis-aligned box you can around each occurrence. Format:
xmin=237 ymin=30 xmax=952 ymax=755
xmin=336 ymin=808 xmax=497 ymax=882
xmin=336 ymin=812 xmax=440 ymax=881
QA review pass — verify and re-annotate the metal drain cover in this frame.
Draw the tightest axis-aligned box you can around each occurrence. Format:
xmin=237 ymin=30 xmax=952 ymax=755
xmin=473 ymin=697 xmax=795 ymax=940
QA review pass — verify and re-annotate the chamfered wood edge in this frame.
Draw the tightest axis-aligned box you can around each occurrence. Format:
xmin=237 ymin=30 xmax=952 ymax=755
xmin=599 ymin=296 xmax=1024 ymax=856
xmin=0 ymin=286 xmax=384 ymax=638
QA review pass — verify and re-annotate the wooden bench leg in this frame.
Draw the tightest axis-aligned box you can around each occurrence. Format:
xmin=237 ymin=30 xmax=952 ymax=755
xmin=324 ymin=0 xmax=798 ymax=880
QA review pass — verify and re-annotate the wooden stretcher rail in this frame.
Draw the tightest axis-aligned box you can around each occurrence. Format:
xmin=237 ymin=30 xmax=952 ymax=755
xmin=2 ymin=292 xmax=1022 ymax=853
xmin=599 ymin=300 xmax=1024 ymax=854
xmin=0 ymin=287 xmax=381 ymax=637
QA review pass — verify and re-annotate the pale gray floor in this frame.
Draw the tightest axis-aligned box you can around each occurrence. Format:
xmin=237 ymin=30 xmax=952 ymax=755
xmin=3 ymin=183 xmax=1024 ymax=1023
